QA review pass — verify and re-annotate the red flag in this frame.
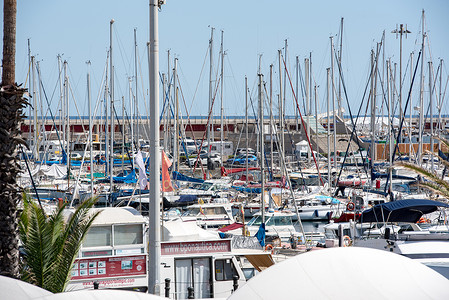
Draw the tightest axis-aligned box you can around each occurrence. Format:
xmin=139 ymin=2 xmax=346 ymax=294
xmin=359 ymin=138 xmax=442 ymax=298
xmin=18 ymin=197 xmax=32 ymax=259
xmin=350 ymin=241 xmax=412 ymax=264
xmin=162 ymin=151 xmax=174 ymax=192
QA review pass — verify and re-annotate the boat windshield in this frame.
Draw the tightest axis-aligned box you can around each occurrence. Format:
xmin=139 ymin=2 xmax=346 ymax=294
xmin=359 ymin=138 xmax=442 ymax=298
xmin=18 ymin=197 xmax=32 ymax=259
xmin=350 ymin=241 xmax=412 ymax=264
xmin=182 ymin=206 xmax=227 ymax=217
xmin=247 ymin=215 xmax=262 ymax=226
xmin=183 ymin=208 xmax=200 ymax=216
xmin=267 ymin=216 xmax=293 ymax=226
xmin=247 ymin=215 xmax=292 ymax=227
xmin=198 ymin=182 xmax=213 ymax=191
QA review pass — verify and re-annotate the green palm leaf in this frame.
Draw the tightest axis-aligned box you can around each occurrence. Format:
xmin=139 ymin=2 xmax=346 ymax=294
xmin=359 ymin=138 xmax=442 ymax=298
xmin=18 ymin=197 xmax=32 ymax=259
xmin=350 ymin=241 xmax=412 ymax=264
xmin=19 ymin=196 xmax=99 ymax=293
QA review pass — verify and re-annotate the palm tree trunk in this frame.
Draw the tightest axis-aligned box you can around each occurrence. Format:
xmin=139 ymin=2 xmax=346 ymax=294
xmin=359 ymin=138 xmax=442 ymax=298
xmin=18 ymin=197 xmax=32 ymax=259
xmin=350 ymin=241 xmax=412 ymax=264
xmin=2 ymin=0 xmax=16 ymax=86
xmin=0 ymin=0 xmax=26 ymax=279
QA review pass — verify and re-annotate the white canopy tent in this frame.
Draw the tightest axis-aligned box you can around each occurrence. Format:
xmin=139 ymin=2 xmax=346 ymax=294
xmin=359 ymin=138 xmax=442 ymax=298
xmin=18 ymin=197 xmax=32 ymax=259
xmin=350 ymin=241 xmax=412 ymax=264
xmin=348 ymin=116 xmax=405 ymax=133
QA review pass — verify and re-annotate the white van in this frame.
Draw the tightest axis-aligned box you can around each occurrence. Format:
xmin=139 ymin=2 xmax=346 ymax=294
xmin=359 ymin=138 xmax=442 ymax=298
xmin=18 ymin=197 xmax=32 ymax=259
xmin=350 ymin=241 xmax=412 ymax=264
xmin=209 ymin=141 xmax=234 ymax=156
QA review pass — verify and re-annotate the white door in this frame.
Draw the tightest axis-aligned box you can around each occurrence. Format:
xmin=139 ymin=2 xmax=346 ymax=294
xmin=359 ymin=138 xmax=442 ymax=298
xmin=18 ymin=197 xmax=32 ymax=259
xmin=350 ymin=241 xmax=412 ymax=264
xmin=175 ymin=259 xmax=192 ymax=299
xmin=193 ymin=258 xmax=211 ymax=298
xmin=175 ymin=258 xmax=211 ymax=299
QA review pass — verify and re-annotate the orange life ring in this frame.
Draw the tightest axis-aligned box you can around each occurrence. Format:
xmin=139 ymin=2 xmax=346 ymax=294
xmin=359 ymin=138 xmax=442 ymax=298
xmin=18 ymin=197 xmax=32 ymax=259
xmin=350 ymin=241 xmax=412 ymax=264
xmin=346 ymin=202 xmax=355 ymax=211
xmin=265 ymin=244 xmax=273 ymax=251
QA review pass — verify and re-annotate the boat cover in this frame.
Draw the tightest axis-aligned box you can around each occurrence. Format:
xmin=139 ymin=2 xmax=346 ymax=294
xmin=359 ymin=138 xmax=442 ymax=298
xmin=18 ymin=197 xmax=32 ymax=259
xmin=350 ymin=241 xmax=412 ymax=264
xmin=163 ymin=194 xmax=198 ymax=208
xmin=232 ymin=185 xmax=262 ymax=194
xmin=113 ymin=170 xmax=136 ymax=183
xmin=172 ymin=171 xmax=204 ymax=183
xmin=371 ymin=171 xmax=416 ymax=181
xmin=359 ymin=199 xmax=449 ymax=223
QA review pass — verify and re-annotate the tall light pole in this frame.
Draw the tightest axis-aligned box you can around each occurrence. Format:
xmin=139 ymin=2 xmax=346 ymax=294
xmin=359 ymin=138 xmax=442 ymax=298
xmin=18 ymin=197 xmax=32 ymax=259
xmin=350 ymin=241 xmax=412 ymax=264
xmin=148 ymin=0 xmax=163 ymax=295
xmin=392 ymin=24 xmax=411 ymax=142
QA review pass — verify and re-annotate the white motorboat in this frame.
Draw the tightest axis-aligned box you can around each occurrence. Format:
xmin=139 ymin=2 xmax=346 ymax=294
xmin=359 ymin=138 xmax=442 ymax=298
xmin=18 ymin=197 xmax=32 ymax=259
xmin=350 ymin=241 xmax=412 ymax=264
xmin=181 ymin=199 xmax=235 ymax=229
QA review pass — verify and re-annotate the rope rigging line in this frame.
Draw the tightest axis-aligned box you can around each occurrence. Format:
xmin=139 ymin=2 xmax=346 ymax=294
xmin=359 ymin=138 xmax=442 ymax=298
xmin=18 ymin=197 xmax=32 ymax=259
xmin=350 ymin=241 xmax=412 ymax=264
xmin=332 ymin=43 xmax=384 ymax=192
xmin=384 ymin=50 xmax=422 ymax=193
xmin=280 ymin=53 xmax=324 ymax=186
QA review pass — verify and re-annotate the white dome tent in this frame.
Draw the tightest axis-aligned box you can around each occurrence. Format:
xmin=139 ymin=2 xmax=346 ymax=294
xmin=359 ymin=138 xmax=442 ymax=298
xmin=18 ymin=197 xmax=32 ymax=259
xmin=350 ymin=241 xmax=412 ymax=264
xmin=228 ymin=247 xmax=449 ymax=300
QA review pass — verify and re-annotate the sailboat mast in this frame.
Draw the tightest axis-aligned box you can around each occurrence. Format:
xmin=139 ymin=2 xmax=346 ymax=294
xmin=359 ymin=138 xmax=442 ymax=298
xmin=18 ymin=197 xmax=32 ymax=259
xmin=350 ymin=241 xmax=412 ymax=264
xmin=134 ymin=28 xmax=139 ymax=148
xmin=278 ymin=50 xmax=284 ymax=158
xmin=64 ymin=61 xmax=70 ymax=187
xmin=326 ymin=68 xmax=331 ymax=192
xmin=104 ymin=52 xmax=109 ymax=178
xmin=338 ymin=17 xmax=344 ymax=118
xmin=129 ymin=78 xmax=134 ymax=169
xmin=148 ymin=0 xmax=162 ymax=294
xmin=173 ymin=58 xmax=179 ymax=172
xmin=330 ymin=36 xmax=337 ymax=170
xmin=370 ymin=50 xmax=376 ymax=179
xmin=270 ymin=64 xmax=274 ymax=178
xmin=314 ymin=84 xmax=318 ymax=162
xmin=220 ymin=30 xmax=224 ymax=163
xmin=439 ymin=59 xmax=443 ymax=144
xmin=418 ymin=10 xmax=425 ymax=165
xmin=409 ymin=52 xmax=413 ymax=160
xmin=28 ymin=40 xmax=32 ymax=148
xmin=109 ymin=19 xmax=115 ymax=199
xmin=283 ymin=40 xmax=287 ymax=154
xmin=207 ymin=27 xmax=214 ymax=169
xmin=295 ymin=56 xmax=299 ymax=132
xmin=305 ymin=57 xmax=310 ymax=164
xmin=309 ymin=53 xmax=313 ymax=163
xmin=166 ymin=50 xmax=171 ymax=154
xmin=259 ymin=72 xmax=265 ymax=223
xmin=31 ymin=56 xmax=38 ymax=159
xmin=57 ymin=55 xmax=64 ymax=158
xmin=37 ymin=61 xmax=44 ymax=157
xmin=245 ymin=76 xmax=249 ymax=185
xmin=122 ymin=96 xmax=125 ymax=171
xmin=429 ymin=61 xmax=434 ymax=171
xmin=387 ymin=59 xmax=393 ymax=195
xmin=87 ymin=61 xmax=94 ymax=198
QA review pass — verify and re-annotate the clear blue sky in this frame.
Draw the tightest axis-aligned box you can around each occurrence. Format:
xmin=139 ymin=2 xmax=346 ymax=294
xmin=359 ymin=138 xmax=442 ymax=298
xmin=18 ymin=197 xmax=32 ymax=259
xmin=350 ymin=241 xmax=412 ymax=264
xmin=3 ymin=0 xmax=449 ymax=119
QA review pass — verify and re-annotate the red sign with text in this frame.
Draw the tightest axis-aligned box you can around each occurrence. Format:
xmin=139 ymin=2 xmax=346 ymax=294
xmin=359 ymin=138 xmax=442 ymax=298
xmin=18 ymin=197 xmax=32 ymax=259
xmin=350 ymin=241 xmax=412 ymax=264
xmin=71 ymin=255 xmax=146 ymax=280
xmin=161 ymin=240 xmax=231 ymax=255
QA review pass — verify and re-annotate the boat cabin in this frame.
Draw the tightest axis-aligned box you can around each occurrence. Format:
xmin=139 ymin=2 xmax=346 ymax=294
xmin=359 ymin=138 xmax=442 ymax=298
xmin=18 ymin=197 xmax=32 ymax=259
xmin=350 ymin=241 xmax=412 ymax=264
xmin=66 ymin=207 xmax=148 ymax=291
xmin=181 ymin=201 xmax=234 ymax=229
xmin=160 ymin=239 xmax=246 ymax=299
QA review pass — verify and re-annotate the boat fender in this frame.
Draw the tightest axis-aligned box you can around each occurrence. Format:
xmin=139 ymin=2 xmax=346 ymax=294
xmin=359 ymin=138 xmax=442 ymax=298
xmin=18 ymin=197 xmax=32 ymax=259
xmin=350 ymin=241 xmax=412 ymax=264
xmin=346 ymin=202 xmax=355 ymax=211
xmin=343 ymin=235 xmax=352 ymax=247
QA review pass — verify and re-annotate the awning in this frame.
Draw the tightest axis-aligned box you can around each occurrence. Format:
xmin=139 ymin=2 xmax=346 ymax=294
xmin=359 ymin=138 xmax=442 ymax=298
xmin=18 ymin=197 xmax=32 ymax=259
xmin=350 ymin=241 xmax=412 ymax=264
xmin=218 ymin=222 xmax=244 ymax=232
xmin=245 ymin=254 xmax=275 ymax=272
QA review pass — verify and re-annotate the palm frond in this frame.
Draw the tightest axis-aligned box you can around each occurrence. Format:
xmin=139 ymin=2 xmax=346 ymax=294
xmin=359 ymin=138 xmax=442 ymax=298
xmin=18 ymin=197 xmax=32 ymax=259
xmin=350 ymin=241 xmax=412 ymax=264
xmin=418 ymin=181 xmax=449 ymax=199
xmin=423 ymin=150 xmax=449 ymax=170
xmin=50 ymin=198 xmax=99 ymax=292
xmin=20 ymin=197 xmax=99 ymax=293
xmin=398 ymin=162 xmax=449 ymax=199
xmin=397 ymin=162 xmax=449 ymax=192
xmin=434 ymin=136 xmax=449 ymax=149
